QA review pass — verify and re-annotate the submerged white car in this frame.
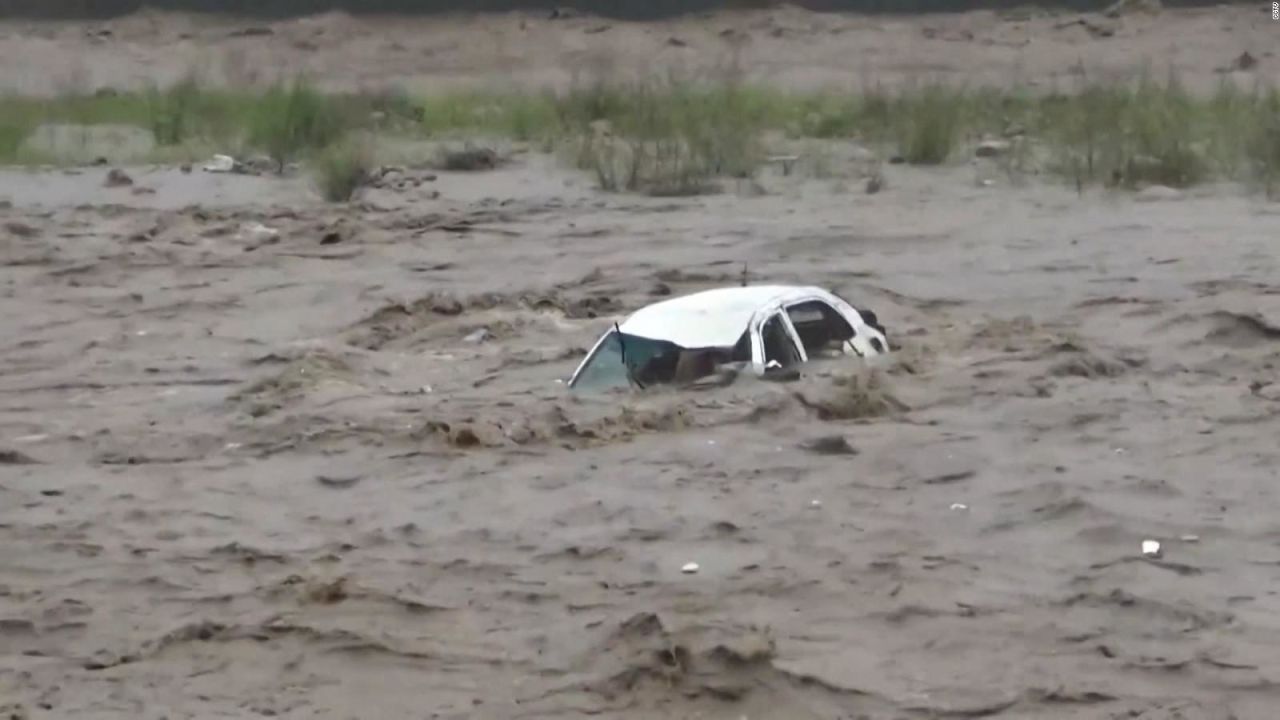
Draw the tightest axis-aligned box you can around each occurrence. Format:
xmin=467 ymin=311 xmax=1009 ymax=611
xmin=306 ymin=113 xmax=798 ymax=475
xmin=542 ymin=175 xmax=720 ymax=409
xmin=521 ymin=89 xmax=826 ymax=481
xmin=568 ymin=285 xmax=889 ymax=390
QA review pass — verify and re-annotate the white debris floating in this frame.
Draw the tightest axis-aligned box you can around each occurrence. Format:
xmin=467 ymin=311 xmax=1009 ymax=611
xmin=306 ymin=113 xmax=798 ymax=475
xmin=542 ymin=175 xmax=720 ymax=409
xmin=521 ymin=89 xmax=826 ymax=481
xmin=203 ymin=154 xmax=236 ymax=173
xmin=239 ymin=222 xmax=280 ymax=245
xmin=681 ymin=562 xmax=700 ymax=574
xmin=1141 ymin=540 xmax=1162 ymax=558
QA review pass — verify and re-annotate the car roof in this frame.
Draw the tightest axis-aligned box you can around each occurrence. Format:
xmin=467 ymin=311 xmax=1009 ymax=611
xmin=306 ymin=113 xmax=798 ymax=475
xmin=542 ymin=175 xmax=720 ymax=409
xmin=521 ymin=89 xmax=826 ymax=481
xmin=618 ymin=284 xmax=840 ymax=348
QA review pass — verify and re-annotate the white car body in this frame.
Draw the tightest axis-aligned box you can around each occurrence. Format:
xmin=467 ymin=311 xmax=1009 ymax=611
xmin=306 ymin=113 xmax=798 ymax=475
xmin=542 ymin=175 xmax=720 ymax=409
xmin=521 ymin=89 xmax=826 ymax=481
xmin=568 ymin=285 xmax=889 ymax=389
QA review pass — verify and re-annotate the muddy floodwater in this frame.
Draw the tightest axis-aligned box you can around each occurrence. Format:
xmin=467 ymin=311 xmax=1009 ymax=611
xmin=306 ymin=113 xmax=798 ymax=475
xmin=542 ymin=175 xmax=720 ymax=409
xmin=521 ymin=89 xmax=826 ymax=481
xmin=4 ymin=6 xmax=1280 ymax=720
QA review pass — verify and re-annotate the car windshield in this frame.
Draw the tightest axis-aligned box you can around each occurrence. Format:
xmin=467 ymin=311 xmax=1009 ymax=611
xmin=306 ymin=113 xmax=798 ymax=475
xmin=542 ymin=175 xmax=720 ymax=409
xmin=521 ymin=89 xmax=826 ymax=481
xmin=570 ymin=331 xmax=685 ymax=390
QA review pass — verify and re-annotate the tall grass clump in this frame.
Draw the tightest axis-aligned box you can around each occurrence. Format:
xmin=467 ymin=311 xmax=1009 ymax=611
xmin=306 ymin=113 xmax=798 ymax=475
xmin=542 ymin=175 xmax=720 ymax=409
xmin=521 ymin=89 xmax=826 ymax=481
xmin=894 ymin=82 xmax=968 ymax=165
xmin=419 ymin=92 xmax=559 ymax=143
xmin=146 ymin=76 xmax=202 ymax=146
xmin=791 ymin=86 xmax=898 ymax=143
xmin=795 ymin=94 xmax=863 ymax=138
xmin=314 ymin=138 xmax=375 ymax=202
xmin=1118 ymin=72 xmax=1207 ymax=188
xmin=0 ymin=101 xmax=37 ymax=163
xmin=1045 ymin=71 xmax=1209 ymax=189
xmin=249 ymin=78 xmax=348 ymax=172
xmin=1043 ymin=84 xmax=1123 ymax=184
xmin=1202 ymin=79 xmax=1256 ymax=179
xmin=1246 ymin=89 xmax=1280 ymax=198
xmin=558 ymin=79 xmax=772 ymax=195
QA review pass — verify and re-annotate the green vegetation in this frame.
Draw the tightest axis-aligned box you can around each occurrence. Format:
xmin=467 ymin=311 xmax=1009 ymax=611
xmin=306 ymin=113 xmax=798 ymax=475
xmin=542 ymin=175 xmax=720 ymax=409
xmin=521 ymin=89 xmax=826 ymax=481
xmin=313 ymin=138 xmax=376 ymax=202
xmin=1043 ymin=73 xmax=1209 ymax=189
xmin=893 ymin=83 xmax=967 ymax=165
xmin=248 ymin=79 xmax=350 ymax=172
xmin=0 ymin=72 xmax=1278 ymax=198
xmin=0 ymin=112 xmax=33 ymax=162
xmin=146 ymin=75 xmax=202 ymax=146
xmin=559 ymin=80 xmax=770 ymax=195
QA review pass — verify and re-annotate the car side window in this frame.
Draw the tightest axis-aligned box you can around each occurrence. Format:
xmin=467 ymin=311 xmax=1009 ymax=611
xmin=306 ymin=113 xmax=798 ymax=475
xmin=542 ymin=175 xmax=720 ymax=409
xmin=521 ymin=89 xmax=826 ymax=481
xmin=785 ymin=300 xmax=855 ymax=357
xmin=761 ymin=313 xmax=802 ymax=368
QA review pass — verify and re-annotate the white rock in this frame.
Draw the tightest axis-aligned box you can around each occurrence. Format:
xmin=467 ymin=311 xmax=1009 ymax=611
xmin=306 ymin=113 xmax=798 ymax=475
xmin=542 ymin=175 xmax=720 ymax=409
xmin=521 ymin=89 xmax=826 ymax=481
xmin=1141 ymin=539 xmax=1162 ymax=558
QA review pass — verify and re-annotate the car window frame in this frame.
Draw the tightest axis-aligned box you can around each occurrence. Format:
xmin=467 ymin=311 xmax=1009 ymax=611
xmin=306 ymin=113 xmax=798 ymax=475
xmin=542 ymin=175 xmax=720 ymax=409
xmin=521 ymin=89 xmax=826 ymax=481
xmin=782 ymin=297 xmax=856 ymax=356
xmin=567 ymin=328 xmax=619 ymax=388
xmin=749 ymin=304 xmax=808 ymax=373
xmin=791 ymin=293 xmax=886 ymax=358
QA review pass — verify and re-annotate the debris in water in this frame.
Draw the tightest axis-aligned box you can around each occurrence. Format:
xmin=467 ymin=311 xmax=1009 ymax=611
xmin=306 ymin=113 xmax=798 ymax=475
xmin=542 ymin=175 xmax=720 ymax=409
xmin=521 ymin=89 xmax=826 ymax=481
xmin=104 ymin=168 xmax=134 ymax=187
xmin=950 ymin=503 xmax=968 ymax=511
xmin=239 ymin=222 xmax=280 ymax=248
xmin=800 ymin=435 xmax=858 ymax=455
xmin=767 ymin=154 xmax=800 ymax=175
xmin=464 ymin=328 xmax=493 ymax=344
xmin=316 ymin=475 xmax=362 ymax=489
xmin=0 ymin=449 xmax=40 ymax=465
xmin=439 ymin=146 xmax=500 ymax=171
xmin=4 ymin=221 xmax=40 ymax=238
xmin=975 ymin=139 xmax=1012 ymax=158
xmin=1141 ymin=539 xmax=1162 ymax=558
xmin=203 ymin=154 xmax=236 ymax=173
xmin=681 ymin=562 xmax=700 ymax=574
xmin=810 ymin=499 xmax=823 ymax=509
xmin=1179 ymin=534 xmax=1200 ymax=543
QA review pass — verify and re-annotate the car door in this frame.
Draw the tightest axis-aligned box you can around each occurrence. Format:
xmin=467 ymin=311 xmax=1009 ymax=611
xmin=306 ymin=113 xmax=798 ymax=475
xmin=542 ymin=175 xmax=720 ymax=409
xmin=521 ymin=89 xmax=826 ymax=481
xmin=793 ymin=293 xmax=889 ymax=358
xmin=784 ymin=298 xmax=857 ymax=358
xmin=750 ymin=308 xmax=806 ymax=373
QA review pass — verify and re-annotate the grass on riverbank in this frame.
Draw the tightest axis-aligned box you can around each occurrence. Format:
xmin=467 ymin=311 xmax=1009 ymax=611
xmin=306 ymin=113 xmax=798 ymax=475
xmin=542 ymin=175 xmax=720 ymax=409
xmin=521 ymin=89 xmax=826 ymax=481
xmin=1 ymin=73 xmax=1278 ymax=198
xmin=313 ymin=137 xmax=376 ymax=202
